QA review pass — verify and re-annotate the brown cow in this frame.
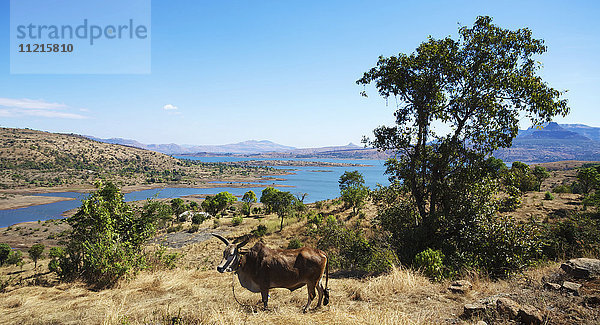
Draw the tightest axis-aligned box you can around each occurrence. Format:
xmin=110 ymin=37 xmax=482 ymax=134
xmin=212 ymin=234 xmax=329 ymax=312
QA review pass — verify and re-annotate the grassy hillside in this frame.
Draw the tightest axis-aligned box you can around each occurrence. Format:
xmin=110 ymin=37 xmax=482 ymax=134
xmin=0 ymin=128 xmax=276 ymax=190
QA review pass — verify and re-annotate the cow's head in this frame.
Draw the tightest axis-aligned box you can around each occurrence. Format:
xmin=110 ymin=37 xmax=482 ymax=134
xmin=212 ymin=233 xmax=250 ymax=273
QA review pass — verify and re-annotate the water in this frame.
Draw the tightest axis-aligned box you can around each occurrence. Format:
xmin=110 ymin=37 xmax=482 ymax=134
xmin=0 ymin=157 xmax=390 ymax=227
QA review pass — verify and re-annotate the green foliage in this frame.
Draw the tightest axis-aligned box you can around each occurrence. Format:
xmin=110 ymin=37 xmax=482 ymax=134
xmin=544 ymin=191 xmax=554 ymax=200
xmin=339 ymin=171 xmax=370 ymax=215
xmin=48 ymin=247 xmax=65 ymax=273
xmin=310 ymin=216 xmax=396 ymax=274
xmin=201 ymin=192 xmax=237 ymax=216
xmin=241 ymin=190 xmax=257 ymax=216
xmin=0 ymin=243 xmax=10 ymax=266
xmin=577 ymin=167 xmax=600 ymax=194
xmin=261 ymin=187 xmax=297 ymax=231
xmin=148 ymin=245 xmax=182 ymax=270
xmin=56 ymin=181 xmax=160 ymax=288
xmin=231 ymin=215 xmax=243 ymax=226
xmin=251 ymin=224 xmax=268 ymax=237
xmin=6 ymin=250 xmax=23 ymax=266
xmin=170 ymin=198 xmax=188 ymax=220
xmin=191 ymin=212 xmax=209 ymax=225
xmin=543 ymin=214 xmax=600 ymax=259
xmin=414 ymin=248 xmax=445 ymax=281
xmin=287 ymin=238 xmax=303 ymax=249
xmin=552 ymin=184 xmax=573 ymax=193
xmin=28 ymin=243 xmax=45 ymax=269
xmin=241 ymin=202 xmax=251 ymax=217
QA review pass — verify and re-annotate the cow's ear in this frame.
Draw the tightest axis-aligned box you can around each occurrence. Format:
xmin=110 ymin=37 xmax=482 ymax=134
xmin=237 ymin=237 xmax=250 ymax=249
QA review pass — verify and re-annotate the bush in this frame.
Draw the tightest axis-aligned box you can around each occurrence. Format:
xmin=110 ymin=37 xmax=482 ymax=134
xmin=310 ymin=216 xmax=396 ymax=274
xmin=231 ymin=216 xmax=243 ymax=226
xmin=48 ymin=247 xmax=65 ymax=273
xmin=544 ymin=191 xmax=554 ymax=200
xmin=543 ymin=214 xmax=600 ymax=259
xmin=147 ymin=245 xmax=182 ymax=270
xmin=552 ymin=184 xmax=572 ymax=193
xmin=191 ymin=213 xmax=209 ymax=225
xmin=251 ymin=225 xmax=267 ymax=237
xmin=188 ymin=224 xmax=199 ymax=233
xmin=56 ymin=181 xmax=161 ymax=288
xmin=0 ymin=243 xmax=10 ymax=266
xmin=287 ymin=238 xmax=303 ymax=249
xmin=6 ymin=250 xmax=23 ymax=267
xmin=414 ymin=248 xmax=445 ymax=281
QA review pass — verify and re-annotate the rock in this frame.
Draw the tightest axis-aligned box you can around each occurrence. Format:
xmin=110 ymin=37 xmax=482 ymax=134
xmin=475 ymin=321 xmax=487 ymax=325
xmin=544 ymin=282 xmax=561 ymax=291
xmin=496 ymin=297 xmax=520 ymax=319
xmin=562 ymin=281 xmax=582 ymax=295
xmin=463 ymin=303 xmax=486 ymax=318
xmin=449 ymin=280 xmax=473 ymax=294
xmin=561 ymin=258 xmax=600 ymax=279
xmin=518 ymin=304 xmax=543 ymax=325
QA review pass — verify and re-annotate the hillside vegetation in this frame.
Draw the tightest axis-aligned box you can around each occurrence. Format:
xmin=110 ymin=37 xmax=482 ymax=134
xmin=0 ymin=128 xmax=276 ymax=190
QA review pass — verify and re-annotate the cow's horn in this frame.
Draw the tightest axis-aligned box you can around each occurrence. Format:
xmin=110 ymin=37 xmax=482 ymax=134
xmin=211 ymin=233 xmax=230 ymax=245
xmin=237 ymin=237 xmax=250 ymax=249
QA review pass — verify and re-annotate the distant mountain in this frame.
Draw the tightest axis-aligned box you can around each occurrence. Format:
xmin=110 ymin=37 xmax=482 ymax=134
xmin=559 ymin=124 xmax=600 ymax=142
xmin=86 ymin=137 xmax=297 ymax=155
xmin=495 ymin=122 xmax=600 ymax=163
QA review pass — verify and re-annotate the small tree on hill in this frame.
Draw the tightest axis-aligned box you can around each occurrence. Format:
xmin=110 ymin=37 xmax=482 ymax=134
xmin=170 ymin=198 xmax=188 ymax=221
xmin=0 ymin=243 xmax=10 ymax=266
xmin=202 ymin=192 xmax=237 ymax=216
xmin=242 ymin=190 xmax=257 ymax=216
xmin=28 ymin=243 xmax=45 ymax=270
xmin=339 ymin=171 xmax=370 ymax=215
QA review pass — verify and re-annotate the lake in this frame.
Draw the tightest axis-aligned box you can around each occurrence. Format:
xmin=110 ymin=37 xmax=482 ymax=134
xmin=0 ymin=157 xmax=390 ymax=227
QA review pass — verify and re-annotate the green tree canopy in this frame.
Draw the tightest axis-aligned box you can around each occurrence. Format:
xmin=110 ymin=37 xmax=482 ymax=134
xmin=57 ymin=181 xmax=161 ymax=287
xmin=339 ymin=171 xmax=370 ymax=215
xmin=242 ymin=190 xmax=257 ymax=216
xmin=28 ymin=243 xmax=45 ymax=270
xmin=261 ymin=187 xmax=296 ymax=231
xmin=358 ymin=16 xmax=569 ymax=277
xmin=0 ymin=243 xmax=10 ymax=266
xmin=201 ymin=191 xmax=237 ymax=216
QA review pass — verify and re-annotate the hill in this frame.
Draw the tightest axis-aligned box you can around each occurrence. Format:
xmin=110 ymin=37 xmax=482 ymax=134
xmin=495 ymin=123 xmax=600 ymax=163
xmin=0 ymin=128 xmax=276 ymax=190
xmin=87 ymin=136 xmax=297 ymax=155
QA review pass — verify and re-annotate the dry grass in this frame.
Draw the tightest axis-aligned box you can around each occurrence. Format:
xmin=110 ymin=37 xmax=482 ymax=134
xmin=0 ymin=266 xmax=456 ymax=325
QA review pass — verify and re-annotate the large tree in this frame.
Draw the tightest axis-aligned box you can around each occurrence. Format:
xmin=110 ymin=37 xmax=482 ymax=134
xmin=358 ymin=16 xmax=569 ymax=273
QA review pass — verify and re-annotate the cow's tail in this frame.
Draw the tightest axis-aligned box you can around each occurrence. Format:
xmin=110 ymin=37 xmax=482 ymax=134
xmin=323 ymin=255 xmax=330 ymax=306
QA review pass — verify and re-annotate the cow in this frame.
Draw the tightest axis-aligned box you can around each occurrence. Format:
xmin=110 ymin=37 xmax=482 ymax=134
xmin=212 ymin=233 xmax=329 ymax=312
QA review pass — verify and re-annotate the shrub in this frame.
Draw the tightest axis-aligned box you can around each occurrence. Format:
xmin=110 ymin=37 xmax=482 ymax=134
xmin=6 ymin=250 xmax=23 ymax=267
xmin=543 ymin=214 xmax=600 ymax=259
xmin=191 ymin=213 xmax=209 ymax=225
xmin=56 ymin=181 xmax=161 ymax=288
xmin=287 ymin=238 xmax=303 ymax=249
xmin=48 ymin=247 xmax=65 ymax=273
xmin=28 ymin=243 xmax=45 ymax=269
xmin=311 ymin=216 xmax=396 ymax=274
xmin=414 ymin=248 xmax=445 ymax=281
xmin=552 ymin=184 xmax=572 ymax=193
xmin=0 ymin=243 xmax=10 ymax=266
xmin=148 ymin=245 xmax=182 ymax=270
xmin=231 ymin=216 xmax=243 ymax=226
xmin=544 ymin=191 xmax=554 ymax=200
xmin=188 ymin=225 xmax=199 ymax=233
xmin=251 ymin=225 xmax=267 ymax=237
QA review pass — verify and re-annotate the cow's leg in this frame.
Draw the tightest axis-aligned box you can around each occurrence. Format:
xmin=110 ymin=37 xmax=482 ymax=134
xmin=303 ymin=282 xmax=316 ymax=313
xmin=261 ymin=289 xmax=269 ymax=310
xmin=316 ymin=281 xmax=324 ymax=308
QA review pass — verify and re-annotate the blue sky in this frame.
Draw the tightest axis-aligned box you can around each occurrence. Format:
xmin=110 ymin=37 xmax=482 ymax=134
xmin=0 ymin=0 xmax=599 ymax=147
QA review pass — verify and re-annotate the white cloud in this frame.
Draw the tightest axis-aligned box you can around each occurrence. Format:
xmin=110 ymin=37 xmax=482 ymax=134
xmin=0 ymin=97 xmax=87 ymax=119
xmin=163 ymin=104 xmax=178 ymax=110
